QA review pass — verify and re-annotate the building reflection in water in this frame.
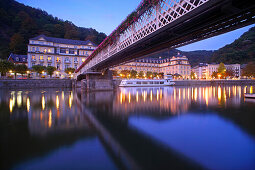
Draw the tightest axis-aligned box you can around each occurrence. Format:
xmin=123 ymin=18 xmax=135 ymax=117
xmin=4 ymin=89 xmax=91 ymax=136
xmin=114 ymin=85 xmax=251 ymax=115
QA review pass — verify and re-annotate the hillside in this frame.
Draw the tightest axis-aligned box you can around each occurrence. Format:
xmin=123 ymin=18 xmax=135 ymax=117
xmin=211 ymin=26 xmax=255 ymax=64
xmin=0 ymin=0 xmax=107 ymax=58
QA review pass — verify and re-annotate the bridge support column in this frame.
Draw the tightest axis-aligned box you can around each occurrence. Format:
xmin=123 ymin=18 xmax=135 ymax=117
xmin=81 ymin=70 xmax=114 ymax=91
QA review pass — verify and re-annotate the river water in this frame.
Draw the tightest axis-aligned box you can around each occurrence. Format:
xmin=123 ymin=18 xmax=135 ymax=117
xmin=0 ymin=85 xmax=255 ymax=170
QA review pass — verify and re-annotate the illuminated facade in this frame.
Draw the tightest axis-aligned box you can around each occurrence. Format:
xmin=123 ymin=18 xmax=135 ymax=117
xmin=114 ymin=53 xmax=191 ymax=79
xmin=192 ymin=63 xmax=241 ymax=79
xmin=27 ymin=35 xmax=97 ymax=78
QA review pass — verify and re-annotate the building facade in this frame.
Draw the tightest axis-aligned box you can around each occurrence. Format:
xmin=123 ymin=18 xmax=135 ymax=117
xmin=192 ymin=63 xmax=241 ymax=79
xmin=27 ymin=35 xmax=97 ymax=78
xmin=8 ymin=53 xmax=28 ymax=66
xmin=115 ymin=53 xmax=191 ymax=79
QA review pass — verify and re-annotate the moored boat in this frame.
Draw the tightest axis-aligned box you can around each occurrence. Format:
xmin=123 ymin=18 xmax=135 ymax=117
xmin=119 ymin=75 xmax=175 ymax=87
xmin=244 ymin=93 xmax=255 ymax=98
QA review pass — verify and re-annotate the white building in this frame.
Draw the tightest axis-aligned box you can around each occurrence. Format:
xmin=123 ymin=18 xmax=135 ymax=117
xmin=192 ymin=63 xmax=241 ymax=79
xmin=27 ymin=35 xmax=97 ymax=78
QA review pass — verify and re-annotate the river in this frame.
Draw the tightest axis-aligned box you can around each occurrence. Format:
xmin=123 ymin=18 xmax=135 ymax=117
xmin=0 ymin=85 xmax=255 ymax=169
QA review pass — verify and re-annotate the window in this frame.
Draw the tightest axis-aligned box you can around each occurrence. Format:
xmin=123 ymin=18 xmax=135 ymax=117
xmin=32 ymin=47 xmax=35 ymax=52
xmin=40 ymin=56 xmax=43 ymax=60
xmin=56 ymin=57 xmax=60 ymax=62
xmin=32 ymin=55 xmax=36 ymax=60
xmin=48 ymin=49 xmax=51 ymax=53
xmin=36 ymin=47 xmax=39 ymax=52
xmin=44 ymin=49 xmax=47 ymax=53
xmin=60 ymin=48 xmax=66 ymax=53
xmin=16 ymin=57 xmax=19 ymax=61
xmin=82 ymin=58 xmax=86 ymax=62
xmin=69 ymin=49 xmax=75 ymax=54
xmin=47 ymin=56 xmax=52 ymax=61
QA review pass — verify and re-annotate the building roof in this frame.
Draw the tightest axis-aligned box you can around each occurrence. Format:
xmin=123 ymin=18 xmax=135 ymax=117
xmin=30 ymin=34 xmax=97 ymax=46
xmin=8 ymin=53 xmax=27 ymax=64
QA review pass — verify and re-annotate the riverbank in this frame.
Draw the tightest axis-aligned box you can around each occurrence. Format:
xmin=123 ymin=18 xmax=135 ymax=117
xmin=173 ymin=79 xmax=255 ymax=86
xmin=0 ymin=79 xmax=73 ymax=88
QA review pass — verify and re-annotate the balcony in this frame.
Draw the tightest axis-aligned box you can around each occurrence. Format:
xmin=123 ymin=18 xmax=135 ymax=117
xmin=65 ymin=60 xmax=71 ymax=64
xmin=39 ymin=59 xmax=44 ymax=62
xmin=31 ymin=59 xmax=36 ymax=62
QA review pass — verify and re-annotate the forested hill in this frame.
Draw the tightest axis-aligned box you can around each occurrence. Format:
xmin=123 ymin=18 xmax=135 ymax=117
xmin=211 ymin=26 xmax=255 ymax=64
xmin=0 ymin=0 xmax=107 ymax=58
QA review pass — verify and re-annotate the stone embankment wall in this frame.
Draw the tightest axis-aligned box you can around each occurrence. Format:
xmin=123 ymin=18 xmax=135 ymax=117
xmin=174 ymin=80 xmax=255 ymax=86
xmin=0 ymin=79 xmax=72 ymax=88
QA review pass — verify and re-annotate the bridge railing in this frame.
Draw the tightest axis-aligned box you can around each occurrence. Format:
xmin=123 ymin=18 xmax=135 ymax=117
xmin=80 ymin=0 xmax=209 ymax=72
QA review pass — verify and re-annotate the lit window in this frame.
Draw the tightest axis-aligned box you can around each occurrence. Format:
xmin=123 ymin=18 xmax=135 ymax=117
xmin=32 ymin=55 xmax=36 ymax=60
xmin=48 ymin=49 xmax=51 ymax=53
xmin=48 ymin=56 xmax=52 ymax=61
xmin=40 ymin=56 xmax=44 ymax=60
xmin=44 ymin=49 xmax=47 ymax=53
xmin=56 ymin=57 xmax=60 ymax=62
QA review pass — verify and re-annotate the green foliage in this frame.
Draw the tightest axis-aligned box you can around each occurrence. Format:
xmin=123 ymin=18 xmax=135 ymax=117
xmin=138 ymin=71 xmax=144 ymax=78
xmin=146 ymin=71 xmax=153 ymax=79
xmin=32 ymin=65 xmax=45 ymax=74
xmin=46 ymin=66 xmax=56 ymax=77
xmin=218 ymin=63 xmax=226 ymax=75
xmin=211 ymin=27 xmax=255 ymax=64
xmin=0 ymin=60 xmax=14 ymax=76
xmin=211 ymin=71 xmax=218 ymax=78
xmin=190 ymin=71 xmax=196 ymax=79
xmin=130 ymin=70 xmax=137 ymax=78
xmin=242 ymin=62 xmax=255 ymax=77
xmin=14 ymin=64 xmax=27 ymax=75
xmin=159 ymin=72 xmax=164 ymax=79
xmin=0 ymin=0 xmax=107 ymax=58
xmin=64 ymin=67 xmax=75 ymax=74
xmin=120 ymin=70 xmax=130 ymax=78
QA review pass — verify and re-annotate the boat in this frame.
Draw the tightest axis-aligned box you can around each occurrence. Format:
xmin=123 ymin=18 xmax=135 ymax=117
xmin=119 ymin=75 xmax=175 ymax=87
xmin=244 ymin=93 xmax=255 ymax=98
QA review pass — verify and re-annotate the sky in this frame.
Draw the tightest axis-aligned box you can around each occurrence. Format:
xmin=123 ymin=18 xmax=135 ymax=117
xmin=17 ymin=0 xmax=255 ymax=51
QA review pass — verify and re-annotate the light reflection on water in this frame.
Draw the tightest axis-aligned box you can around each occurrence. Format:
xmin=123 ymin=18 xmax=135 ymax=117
xmin=0 ymin=85 xmax=255 ymax=169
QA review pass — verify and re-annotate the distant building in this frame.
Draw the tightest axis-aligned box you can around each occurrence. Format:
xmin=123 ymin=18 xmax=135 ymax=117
xmin=114 ymin=53 xmax=191 ymax=79
xmin=192 ymin=63 xmax=241 ymax=79
xmin=8 ymin=53 xmax=28 ymax=66
xmin=27 ymin=35 xmax=97 ymax=78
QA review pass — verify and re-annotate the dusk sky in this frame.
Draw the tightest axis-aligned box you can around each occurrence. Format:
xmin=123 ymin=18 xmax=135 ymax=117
xmin=17 ymin=0 xmax=255 ymax=51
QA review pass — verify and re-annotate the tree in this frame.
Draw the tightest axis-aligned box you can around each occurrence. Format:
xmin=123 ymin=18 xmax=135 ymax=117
xmin=46 ymin=66 xmax=56 ymax=78
xmin=225 ymin=69 xmax=235 ymax=77
xmin=190 ymin=71 xmax=196 ymax=79
xmin=120 ymin=70 xmax=130 ymax=78
xmin=0 ymin=60 xmax=14 ymax=77
xmin=138 ymin=71 xmax=144 ymax=79
xmin=32 ymin=65 xmax=45 ymax=77
xmin=159 ymin=72 xmax=164 ymax=79
xmin=153 ymin=72 xmax=158 ymax=79
xmin=64 ymin=67 xmax=75 ymax=74
xmin=242 ymin=62 xmax=255 ymax=77
xmin=14 ymin=64 xmax=27 ymax=78
xmin=146 ymin=71 xmax=153 ymax=79
xmin=112 ymin=70 xmax=118 ymax=77
xmin=130 ymin=70 xmax=137 ymax=79
xmin=211 ymin=71 xmax=218 ymax=79
xmin=9 ymin=33 xmax=26 ymax=54
xmin=217 ymin=63 xmax=226 ymax=78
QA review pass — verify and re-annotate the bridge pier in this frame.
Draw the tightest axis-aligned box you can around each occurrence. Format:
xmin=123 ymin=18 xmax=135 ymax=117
xmin=81 ymin=70 xmax=114 ymax=91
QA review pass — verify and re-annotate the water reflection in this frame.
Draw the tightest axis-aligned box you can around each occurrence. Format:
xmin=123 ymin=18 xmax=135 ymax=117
xmin=0 ymin=85 xmax=255 ymax=170
xmin=115 ymin=85 xmax=249 ymax=115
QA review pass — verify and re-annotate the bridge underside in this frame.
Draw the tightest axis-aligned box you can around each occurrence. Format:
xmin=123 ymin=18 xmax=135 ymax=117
xmin=91 ymin=0 xmax=255 ymax=72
